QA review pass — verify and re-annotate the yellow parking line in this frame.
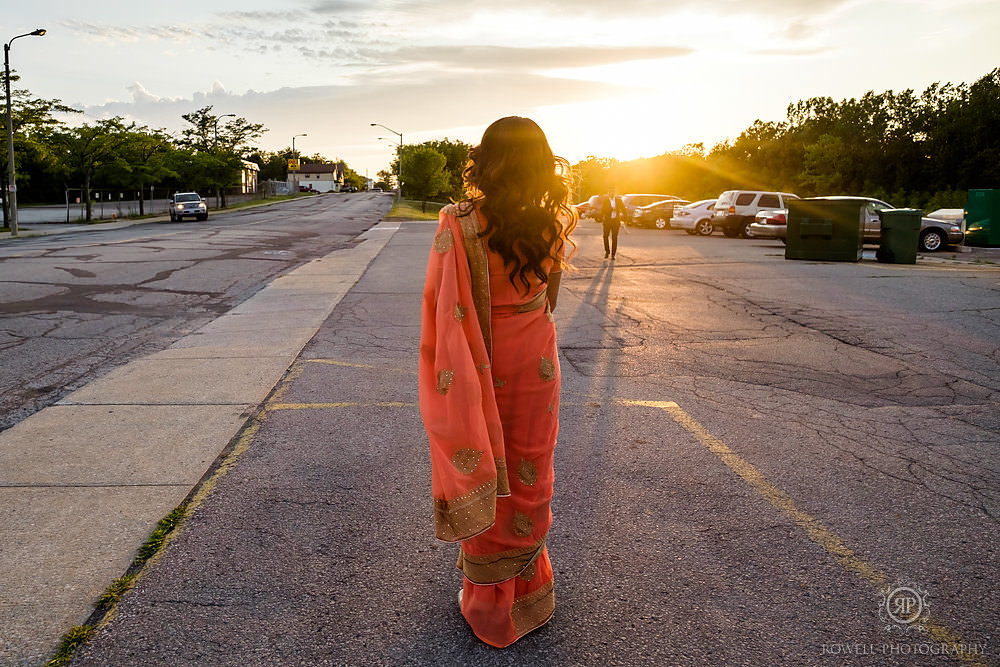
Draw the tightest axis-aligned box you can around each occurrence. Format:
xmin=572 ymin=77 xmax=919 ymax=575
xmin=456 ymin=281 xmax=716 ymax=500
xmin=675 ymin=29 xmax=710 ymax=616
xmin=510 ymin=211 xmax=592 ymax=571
xmin=617 ymin=398 xmax=983 ymax=665
xmin=268 ymin=401 xmax=416 ymax=411
xmin=307 ymin=359 xmax=377 ymax=369
xmin=267 ymin=361 xmax=307 ymax=405
xmin=305 ymin=358 xmax=417 ymax=374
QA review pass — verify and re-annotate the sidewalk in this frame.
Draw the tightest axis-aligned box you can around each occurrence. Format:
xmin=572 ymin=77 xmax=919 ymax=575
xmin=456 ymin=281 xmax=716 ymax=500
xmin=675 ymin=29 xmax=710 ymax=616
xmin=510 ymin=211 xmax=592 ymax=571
xmin=0 ymin=219 xmax=405 ymax=665
xmin=0 ymin=217 xmax=157 ymax=240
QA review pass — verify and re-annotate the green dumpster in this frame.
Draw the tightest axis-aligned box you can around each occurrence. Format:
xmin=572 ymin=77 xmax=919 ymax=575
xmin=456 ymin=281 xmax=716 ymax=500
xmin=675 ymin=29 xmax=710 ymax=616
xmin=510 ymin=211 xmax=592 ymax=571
xmin=785 ymin=199 xmax=863 ymax=262
xmin=965 ymin=189 xmax=1000 ymax=247
xmin=876 ymin=208 xmax=922 ymax=264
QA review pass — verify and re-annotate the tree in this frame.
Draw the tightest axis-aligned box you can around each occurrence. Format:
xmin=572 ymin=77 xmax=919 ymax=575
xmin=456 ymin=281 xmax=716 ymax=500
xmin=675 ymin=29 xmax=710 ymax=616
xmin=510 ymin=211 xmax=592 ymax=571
xmin=390 ymin=138 xmax=469 ymax=201
xmin=1 ymin=72 xmax=80 ymax=227
xmin=422 ymin=138 xmax=470 ymax=200
xmin=51 ymin=117 xmax=134 ymax=221
xmin=177 ymin=106 xmax=266 ymax=207
xmin=337 ymin=160 xmax=365 ymax=191
xmin=400 ymin=146 xmax=448 ymax=212
xmin=375 ymin=169 xmax=394 ymax=191
xmin=248 ymin=148 xmax=292 ymax=182
xmin=100 ymin=127 xmax=177 ymax=215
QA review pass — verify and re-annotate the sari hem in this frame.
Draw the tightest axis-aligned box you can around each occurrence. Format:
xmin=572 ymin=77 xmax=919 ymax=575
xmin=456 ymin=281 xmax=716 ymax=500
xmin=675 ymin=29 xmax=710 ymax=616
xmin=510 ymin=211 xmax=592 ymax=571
xmin=433 ymin=479 xmax=497 ymax=542
xmin=457 ymin=534 xmax=547 ymax=584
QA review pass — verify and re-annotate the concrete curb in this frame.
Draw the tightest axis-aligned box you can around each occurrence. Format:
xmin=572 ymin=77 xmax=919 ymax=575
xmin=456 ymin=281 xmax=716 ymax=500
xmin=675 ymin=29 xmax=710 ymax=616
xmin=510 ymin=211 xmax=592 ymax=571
xmin=0 ymin=219 xmax=402 ymax=666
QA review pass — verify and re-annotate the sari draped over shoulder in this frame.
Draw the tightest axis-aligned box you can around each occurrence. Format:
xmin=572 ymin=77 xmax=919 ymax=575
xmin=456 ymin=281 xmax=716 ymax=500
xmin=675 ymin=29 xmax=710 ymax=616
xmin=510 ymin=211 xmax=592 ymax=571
xmin=420 ymin=203 xmax=561 ymax=647
xmin=419 ymin=204 xmax=506 ymax=542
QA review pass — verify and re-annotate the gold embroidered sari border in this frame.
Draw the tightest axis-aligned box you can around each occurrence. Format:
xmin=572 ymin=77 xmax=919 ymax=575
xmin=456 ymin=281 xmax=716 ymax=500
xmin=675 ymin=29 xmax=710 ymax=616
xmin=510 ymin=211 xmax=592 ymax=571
xmin=457 ymin=209 xmax=492 ymax=361
xmin=458 ymin=534 xmax=547 ymax=585
xmin=433 ymin=479 xmax=497 ymax=543
xmin=495 ymin=457 xmax=511 ymax=496
xmin=511 ymin=580 xmax=555 ymax=638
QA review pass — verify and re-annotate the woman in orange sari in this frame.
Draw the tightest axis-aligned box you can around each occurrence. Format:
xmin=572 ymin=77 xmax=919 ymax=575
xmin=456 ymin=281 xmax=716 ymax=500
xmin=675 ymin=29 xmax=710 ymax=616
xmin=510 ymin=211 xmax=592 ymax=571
xmin=419 ymin=116 xmax=576 ymax=647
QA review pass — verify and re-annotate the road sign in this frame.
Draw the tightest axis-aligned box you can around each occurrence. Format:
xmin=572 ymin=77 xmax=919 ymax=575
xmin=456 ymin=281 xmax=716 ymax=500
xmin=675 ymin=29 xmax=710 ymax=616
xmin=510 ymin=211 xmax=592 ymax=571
xmin=288 ymin=159 xmax=300 ymax=172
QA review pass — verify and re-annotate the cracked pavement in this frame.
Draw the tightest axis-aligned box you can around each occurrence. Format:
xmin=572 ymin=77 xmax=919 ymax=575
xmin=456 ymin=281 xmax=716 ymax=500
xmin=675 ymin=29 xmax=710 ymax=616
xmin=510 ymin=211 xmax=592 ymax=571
xmin=65 ymin=219 xmax=999 ymax=665
xmin=0 ymin=195 xmax=383 ymax=432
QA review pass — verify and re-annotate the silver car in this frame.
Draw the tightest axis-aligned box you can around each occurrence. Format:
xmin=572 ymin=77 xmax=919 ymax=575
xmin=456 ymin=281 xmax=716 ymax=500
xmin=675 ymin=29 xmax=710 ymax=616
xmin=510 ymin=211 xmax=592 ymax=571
xmin=670 ymin=199 xmax=717 ymax=235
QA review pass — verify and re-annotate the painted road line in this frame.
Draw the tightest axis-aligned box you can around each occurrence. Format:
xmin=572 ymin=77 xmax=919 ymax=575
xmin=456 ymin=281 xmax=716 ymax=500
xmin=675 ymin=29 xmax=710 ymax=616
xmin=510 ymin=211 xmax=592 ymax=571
xmin=617 ymin=398 xmax=984 ymax=666
xmin=269 ymin=401 xmax=417 ymax=411
xmin=305 ymin=358 xmax=417 ymax=375
xmin=232 ymin=364 xmax=983 ymax=664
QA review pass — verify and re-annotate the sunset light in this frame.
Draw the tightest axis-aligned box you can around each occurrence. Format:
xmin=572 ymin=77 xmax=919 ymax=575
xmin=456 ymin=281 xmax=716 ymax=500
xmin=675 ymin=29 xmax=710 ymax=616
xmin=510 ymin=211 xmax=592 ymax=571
xmin=4 ymin=1 xmax=999 ymax=177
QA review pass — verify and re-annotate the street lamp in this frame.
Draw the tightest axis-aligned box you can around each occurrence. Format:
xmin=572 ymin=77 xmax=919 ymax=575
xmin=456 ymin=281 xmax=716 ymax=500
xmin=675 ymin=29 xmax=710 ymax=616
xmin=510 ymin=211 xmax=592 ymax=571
xmin=370 ymin=123 xmax=402 ymax=199
xmin=213 ymin=113 xmax=236 ymax=148
xmin=4 ymin=28 xmax=46 ymax=236
xmin=209 ymin=113 xmax=236 ymax=209
xmin=292 ymin=133 xmax=307 ymax=157
xmin=291 ymin=133 xmax=307 ymax=192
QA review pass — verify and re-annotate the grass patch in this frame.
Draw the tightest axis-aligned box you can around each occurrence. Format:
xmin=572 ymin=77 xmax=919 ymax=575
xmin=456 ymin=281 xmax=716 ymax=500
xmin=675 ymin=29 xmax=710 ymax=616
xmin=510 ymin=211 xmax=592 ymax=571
xmin=47 ymin=505 xmax=189 ymax=664
xmin=135 ymin=506 xmax=187 ymax=565
xmin=95 ymin=574 xmax=135 ymax=608
xmin=46 ymin=625 xmax=94 ymax=666
xmin=385 ymin=199 xmax=446 ymax=220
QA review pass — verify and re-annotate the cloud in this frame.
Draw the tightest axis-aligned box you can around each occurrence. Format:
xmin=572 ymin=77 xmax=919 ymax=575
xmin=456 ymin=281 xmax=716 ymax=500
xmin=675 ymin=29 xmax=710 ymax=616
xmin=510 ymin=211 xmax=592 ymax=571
xmin=372 ymin=45 xmax=692 ymax=72
xmin=127 ymin=82 xmax=161 ymax=104
xmin=78 ymin=66 xmax=648 ymax=145
xmin=360 ymin=0 xmax=860 ymax=19
xmin=753 ymin=46 xmax=835 ymax=57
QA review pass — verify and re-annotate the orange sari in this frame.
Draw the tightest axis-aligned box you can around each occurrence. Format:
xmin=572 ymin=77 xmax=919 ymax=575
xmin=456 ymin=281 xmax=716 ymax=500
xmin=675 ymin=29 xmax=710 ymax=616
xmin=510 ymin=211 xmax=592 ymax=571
xmin=419 ymin=203 xmax=561 ymax=647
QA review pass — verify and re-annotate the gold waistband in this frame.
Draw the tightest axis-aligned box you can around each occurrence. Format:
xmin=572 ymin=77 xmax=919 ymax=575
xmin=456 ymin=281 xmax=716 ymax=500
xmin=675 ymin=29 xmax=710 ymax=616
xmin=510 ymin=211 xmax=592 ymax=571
xmin=493 ymin=290 xmax=547 ymax=316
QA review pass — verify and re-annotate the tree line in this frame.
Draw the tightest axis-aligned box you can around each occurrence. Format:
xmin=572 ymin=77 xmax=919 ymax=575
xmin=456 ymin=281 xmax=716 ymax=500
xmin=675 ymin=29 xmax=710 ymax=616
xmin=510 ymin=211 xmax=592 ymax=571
xmin=575 ymin=68 xmax=1000 ymax=211
xmin=1 ymin=78 xmax=367 ymax=226
xmin=379 ymin=68 xmax=999 ymax=214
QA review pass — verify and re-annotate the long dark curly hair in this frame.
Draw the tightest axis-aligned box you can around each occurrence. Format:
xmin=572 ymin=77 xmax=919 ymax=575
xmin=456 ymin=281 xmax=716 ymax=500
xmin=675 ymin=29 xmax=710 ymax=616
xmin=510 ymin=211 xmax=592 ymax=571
xmin=457 ymin=116 xmax=577 ymax=294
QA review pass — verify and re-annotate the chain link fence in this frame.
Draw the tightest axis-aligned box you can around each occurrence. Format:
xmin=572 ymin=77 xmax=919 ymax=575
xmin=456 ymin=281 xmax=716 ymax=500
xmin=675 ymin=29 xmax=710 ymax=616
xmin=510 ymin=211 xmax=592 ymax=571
xmin=59 ymin=181 xmax=293 ymax=222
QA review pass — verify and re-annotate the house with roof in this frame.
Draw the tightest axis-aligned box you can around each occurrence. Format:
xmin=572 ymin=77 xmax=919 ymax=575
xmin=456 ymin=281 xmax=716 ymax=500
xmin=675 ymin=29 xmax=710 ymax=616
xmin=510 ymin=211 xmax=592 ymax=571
xmin=290 ymin=162 xmax=344 ymax=193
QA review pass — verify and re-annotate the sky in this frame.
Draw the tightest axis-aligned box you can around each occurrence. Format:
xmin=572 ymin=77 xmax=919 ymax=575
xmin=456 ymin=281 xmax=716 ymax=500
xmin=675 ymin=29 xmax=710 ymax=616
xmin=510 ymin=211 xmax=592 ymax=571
xmin=4 ymin=0 xmax=999 ymax=182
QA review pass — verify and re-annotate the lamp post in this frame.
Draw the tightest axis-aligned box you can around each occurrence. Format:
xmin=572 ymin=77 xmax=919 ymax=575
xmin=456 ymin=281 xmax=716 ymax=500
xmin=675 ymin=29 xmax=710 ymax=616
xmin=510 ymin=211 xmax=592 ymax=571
xmin=370 ymin=123 xmax=402 ymax=200
xmin=210 ymin=113 xmax=235 ymax=208
xmin=291 ymin=133 xmax=306 ymax=192
xmin=4 ymin=28 xmax=46 ymax=237
xmin=213 ymin=113 xmax=235 ymax=148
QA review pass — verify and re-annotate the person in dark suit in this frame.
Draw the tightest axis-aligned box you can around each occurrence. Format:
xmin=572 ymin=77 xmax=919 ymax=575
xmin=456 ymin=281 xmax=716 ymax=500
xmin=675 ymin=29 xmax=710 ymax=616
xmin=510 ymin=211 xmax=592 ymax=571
xmin=600 ymin=189 xmax=624 ymax=259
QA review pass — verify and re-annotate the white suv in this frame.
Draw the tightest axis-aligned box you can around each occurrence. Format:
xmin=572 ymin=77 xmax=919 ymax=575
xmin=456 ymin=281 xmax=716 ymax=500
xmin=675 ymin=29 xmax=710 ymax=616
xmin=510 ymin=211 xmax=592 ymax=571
xmin=712 ymin=190 xmax=799 ymax=238
xmin=169 ymin=192 xmax=208 ymax=222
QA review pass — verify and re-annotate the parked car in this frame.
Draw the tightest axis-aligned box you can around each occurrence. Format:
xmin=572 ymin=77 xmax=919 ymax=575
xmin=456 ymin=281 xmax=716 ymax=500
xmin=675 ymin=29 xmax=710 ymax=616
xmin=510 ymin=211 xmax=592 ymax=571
xmin=748 ymin=209 xmax=789 ymax=240
xmin=169 ymin=192 xmax=207 ymax=222
xmin=574 ymin=201 xmax=588 ymax=216
xmin=670 ymin=200 xmax=718 ymax=235
xmin=583 ymin=194 xmax=603 ymax=220
xmin=712 ymin=190 xmax=800 ymax=238
xmin=632 ymin=198 xmax=689 ymax=229
xmin=748 ymin=196 xmax=964 ymax=251
xmin=621 ymin=194 xmax=677 ymax=224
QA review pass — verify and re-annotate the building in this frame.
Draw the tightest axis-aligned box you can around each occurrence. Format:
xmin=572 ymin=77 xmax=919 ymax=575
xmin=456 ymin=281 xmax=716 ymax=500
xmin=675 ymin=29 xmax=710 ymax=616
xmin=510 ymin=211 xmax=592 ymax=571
xmin=240 ymin=160 xmax=260 ymax=194
xmin=291 ymin=163 xmax=344 ymax=193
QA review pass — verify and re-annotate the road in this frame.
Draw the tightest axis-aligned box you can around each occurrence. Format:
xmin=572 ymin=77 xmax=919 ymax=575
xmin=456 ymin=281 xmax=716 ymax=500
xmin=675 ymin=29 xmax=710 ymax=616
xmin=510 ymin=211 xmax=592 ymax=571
xmin=0 ymin=193 xmax=391 ymax=431
xmin=52 ymin=212 xmax=1000 ymax=666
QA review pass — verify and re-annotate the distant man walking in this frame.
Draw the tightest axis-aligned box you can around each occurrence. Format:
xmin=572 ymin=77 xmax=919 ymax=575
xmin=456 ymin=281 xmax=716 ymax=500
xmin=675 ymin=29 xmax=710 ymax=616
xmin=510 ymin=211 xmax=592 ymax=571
xmin=600 ymin=188 xmax=625 ymax=259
